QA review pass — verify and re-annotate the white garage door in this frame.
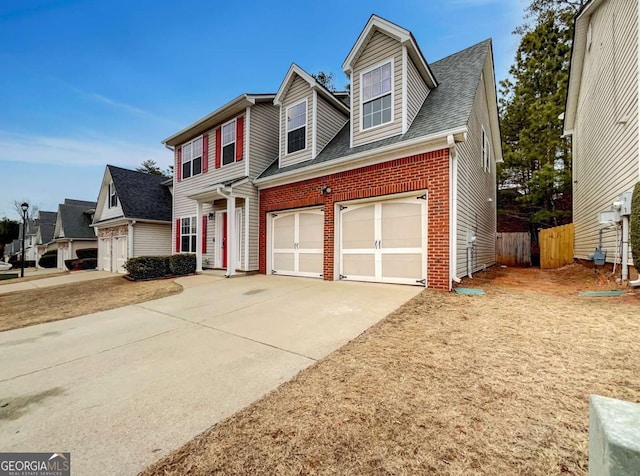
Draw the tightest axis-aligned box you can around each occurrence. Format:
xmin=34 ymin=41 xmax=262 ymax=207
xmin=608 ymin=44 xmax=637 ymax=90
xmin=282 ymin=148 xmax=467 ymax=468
xmin=112 ymin=236 xmax=128 ymax=274
xmin=99 ymin=238 xmax=112 ymax=272
xmin=271 ymin=208 xmax=323 ymax=278
xmin=339 ymin=194 xmax=427 ymax=286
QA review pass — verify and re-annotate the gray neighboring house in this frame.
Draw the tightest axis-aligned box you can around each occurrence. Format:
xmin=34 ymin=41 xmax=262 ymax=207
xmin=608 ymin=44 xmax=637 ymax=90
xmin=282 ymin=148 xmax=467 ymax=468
xmin=53 ymin=199 xmax=98 ymax=270
xmin=564 ymin=0 xmax=638 ymax=279
xmin=92 ymin=165 xmax=173 ymax=273
xmin=34 ymin=211 xmax=58 ymax=267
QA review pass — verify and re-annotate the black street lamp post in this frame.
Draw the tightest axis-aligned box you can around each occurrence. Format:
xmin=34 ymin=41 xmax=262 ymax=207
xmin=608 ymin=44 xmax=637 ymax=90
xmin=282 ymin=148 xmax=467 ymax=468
xmin=20 ymin=202 xmax=28 ymax=278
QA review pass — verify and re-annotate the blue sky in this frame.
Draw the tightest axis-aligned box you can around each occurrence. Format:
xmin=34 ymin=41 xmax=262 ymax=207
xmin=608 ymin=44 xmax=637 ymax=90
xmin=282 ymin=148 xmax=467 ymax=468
xmin=0 ymin=0 xmax=524 ymax=219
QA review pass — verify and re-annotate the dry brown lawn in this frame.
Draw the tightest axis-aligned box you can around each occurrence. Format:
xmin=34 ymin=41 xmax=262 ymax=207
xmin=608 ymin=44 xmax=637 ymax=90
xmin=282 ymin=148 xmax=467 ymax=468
xmin=142 ymin=265 xmax=640 ymax=476
xmin=0 ymin=276 xmax=182 ymax=332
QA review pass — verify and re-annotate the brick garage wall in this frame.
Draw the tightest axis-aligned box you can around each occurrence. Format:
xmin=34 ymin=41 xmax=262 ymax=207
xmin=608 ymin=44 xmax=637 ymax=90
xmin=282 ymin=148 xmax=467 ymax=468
xmin=259 ymin=149 xmax=451 ymax=289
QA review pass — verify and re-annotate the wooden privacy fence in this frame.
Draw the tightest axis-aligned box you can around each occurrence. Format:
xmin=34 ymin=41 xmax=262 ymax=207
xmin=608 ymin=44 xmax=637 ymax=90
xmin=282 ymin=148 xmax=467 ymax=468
xmin=496 ymin=232 xmax=531 ymax=267
xmin=539 ymin=224 xmax=575 ymax=269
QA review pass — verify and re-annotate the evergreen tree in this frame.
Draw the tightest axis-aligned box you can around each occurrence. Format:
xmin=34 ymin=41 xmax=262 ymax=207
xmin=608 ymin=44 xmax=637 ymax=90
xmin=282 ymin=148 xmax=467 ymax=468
xmin=137 ymin=159 xmax=172 ymax=178
xmin=498 ymin=1 xmax=586 ymax=233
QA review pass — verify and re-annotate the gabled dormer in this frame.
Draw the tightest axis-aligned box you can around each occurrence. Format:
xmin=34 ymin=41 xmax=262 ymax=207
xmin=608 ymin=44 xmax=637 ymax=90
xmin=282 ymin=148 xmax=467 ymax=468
xmin=275 ymin=64 xmax=350 ymax=168
xmin=94 ymin=167 xmax=124 ymax=222
xmin=343 ymin=15 xmax=438 ymax=148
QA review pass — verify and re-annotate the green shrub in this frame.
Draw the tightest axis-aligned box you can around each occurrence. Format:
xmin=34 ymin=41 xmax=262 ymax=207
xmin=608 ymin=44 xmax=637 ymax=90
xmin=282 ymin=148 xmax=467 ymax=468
xmin=76 ymin=248 xmax=98 ymax=260
xmin=124 ymin=256 xmax=170 ymax=280
xmin=38 ymin=252 xmax=57 ymax=268
xmin=64 ymin=259 xmax=79 ymax=270
xmin=78 ymin=258 xmax=97 ymax=270
xmin=631 ymin=182 xmax=640 ymax=266
xmin=169 ymin=254 xmax=196 ymax=276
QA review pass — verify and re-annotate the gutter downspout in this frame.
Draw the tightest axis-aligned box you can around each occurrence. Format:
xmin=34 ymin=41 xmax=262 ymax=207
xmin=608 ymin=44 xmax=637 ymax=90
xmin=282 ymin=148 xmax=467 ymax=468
xmin=621 ymin=215 xmax=629 ymax=281
xmin=448 ymin=134 xmax=462 ymax=287
xmin=128 ymin=221 xmax=135 ymax=262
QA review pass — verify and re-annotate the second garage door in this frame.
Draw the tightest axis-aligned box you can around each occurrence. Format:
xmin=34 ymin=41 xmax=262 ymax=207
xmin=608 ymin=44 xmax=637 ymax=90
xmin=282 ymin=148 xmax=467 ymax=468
xmin=271 ymin=208 xmax=323 ymax=278
xmin=339 ymin=194 xmax=427 ymax=286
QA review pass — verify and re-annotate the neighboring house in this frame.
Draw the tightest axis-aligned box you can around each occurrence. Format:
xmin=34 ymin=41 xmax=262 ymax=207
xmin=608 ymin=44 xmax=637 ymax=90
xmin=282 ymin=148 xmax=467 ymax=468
xmin=34 ymin=211 xmax=57 ymax=267
xmin=91 ymin=165 xmax=173 ymax=273
xmin=163 ymin=15 xmax=501 ymax=290
xmin=53 ymin=199 xmax=98 ymax=269
xmin=563 ymin=0 xmax=638 ymax=278
xmin=255 ymin=15 xmax=501 ymax=290
xmin=162 ymin=94 xmax=280 ymax=274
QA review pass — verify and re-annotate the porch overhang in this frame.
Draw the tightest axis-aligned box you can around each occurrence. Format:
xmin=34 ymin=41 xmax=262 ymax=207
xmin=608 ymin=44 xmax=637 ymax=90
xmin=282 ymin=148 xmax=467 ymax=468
xmin=186 ymin=176 xmax=249 ymax=202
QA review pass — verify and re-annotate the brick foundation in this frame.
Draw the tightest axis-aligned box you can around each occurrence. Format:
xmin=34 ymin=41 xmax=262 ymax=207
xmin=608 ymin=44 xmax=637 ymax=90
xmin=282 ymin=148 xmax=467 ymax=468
xmin=259 ymin=149 xmax=451 ymax=289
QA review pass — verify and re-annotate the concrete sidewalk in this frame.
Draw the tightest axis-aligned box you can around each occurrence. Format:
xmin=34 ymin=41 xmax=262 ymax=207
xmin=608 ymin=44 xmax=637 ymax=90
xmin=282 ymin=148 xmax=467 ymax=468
xmin=0 ymin=274 xmax=421 ymax=475
xmin=0 ymin=270 xmax=116 ymax=294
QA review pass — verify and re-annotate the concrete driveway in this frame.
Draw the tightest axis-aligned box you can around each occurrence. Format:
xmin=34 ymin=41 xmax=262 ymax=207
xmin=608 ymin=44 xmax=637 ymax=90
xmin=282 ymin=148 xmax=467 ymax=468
xmin=0 ymin=274 xmax=420 ymax=475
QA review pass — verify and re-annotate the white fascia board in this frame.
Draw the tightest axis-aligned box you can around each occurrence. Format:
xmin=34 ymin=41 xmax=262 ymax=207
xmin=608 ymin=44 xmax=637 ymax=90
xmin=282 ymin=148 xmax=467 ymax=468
xmin=274 ymin=64 xmax=316 ymax=106
xmin=255 ymin=127 xmax=468 ymax=189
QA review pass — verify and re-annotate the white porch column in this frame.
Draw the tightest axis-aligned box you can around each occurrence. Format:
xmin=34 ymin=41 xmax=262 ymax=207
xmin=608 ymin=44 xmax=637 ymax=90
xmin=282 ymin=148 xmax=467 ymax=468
xmin=196 ymin=202 xmax=203 ymax=272
xmin=226 ymin=195 xmax=236 ymax=277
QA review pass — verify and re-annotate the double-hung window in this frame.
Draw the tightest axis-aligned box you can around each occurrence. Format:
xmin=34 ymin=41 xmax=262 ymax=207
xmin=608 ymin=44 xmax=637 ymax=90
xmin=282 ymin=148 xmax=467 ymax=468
xmin=180 ymin=216 xmax=197 ymax=253
xmin=482 ymin=127 xmax=491 ymax=172
xmin=108 ymin=183 xmax=118 ymax=208
xmin=182 ymin=137 xmax=203 ymax=179
xmin=286 ymin=101 xmax=306 ymax=154
xmin=362 ymin=61 xmax=392 ymax=130
xmin=222 ymin=120 xmax=236 ymax=165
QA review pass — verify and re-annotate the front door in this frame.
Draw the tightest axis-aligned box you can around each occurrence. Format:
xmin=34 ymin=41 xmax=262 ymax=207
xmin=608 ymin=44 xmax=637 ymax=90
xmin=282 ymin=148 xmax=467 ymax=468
xmin=216 ymin=212 xmax=228 ymax=269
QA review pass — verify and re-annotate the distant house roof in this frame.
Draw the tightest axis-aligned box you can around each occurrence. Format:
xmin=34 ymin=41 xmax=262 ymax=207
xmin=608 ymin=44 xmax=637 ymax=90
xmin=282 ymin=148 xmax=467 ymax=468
xmin=38 ymin=211 xmax=57 ymax=225
xmin=106 ymin=165 xmax=172 ymax=222
xmin=39 ymin=223 xmax=55 ymax=244
xmin=57 ymin=201 xmax=97 ymax=240
xmin=258 ymin=39 xmax=491 ymax=180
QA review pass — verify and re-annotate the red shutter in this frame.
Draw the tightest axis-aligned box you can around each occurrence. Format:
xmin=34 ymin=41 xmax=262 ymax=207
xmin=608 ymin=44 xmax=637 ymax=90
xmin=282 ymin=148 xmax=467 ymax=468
xmin=175 ymin=219 xmax=181 ymax=253
xmin=236 ymin=116 xmax=244 ymax=161
xmin=215 ymin=127 xmax=222 ymax=169
xmin=202 ymin=216 xmax=207 ymax=254
xmin=176 ymin=147 xmax=182 ymax=182
xmin=202 ymin=134 xmax=209 ymax=173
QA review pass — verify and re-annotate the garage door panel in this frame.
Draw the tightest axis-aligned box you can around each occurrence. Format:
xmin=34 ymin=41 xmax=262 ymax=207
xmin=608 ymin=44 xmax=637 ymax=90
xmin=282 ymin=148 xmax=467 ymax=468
xmin=273 ymin=252 xmax=295 ymax=272
xmin=381 ymin=202 xmax=423 ymax=249
xmin=273 ymin=215 xmax=295 ymax=249
xmin=342 ymin=205 xmax=375 ymax=250
xmin=382 ymin=253 xmax=423 ymax=280
xmin=343 ymin=253 xmax=376 ymax=277
xmin=298 ymin=253 xmax=323 ymax=274
xmin=298 ymin=213 xmax=323 ymax=250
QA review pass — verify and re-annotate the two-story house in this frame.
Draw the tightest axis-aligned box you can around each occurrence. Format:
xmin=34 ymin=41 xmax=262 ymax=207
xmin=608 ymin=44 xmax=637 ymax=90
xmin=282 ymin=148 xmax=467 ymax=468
xmin=564 ymin=0 xmax=638 ymax=281
xmin=162 ymin=94 xmax=279 ymax=275
xmin=165 ymin=15 xmax=501 ymax=290
xmin=92 ymin=165 xmax=173 ymax=273
xmin=255 ymin=15 xmax=501 ymax=290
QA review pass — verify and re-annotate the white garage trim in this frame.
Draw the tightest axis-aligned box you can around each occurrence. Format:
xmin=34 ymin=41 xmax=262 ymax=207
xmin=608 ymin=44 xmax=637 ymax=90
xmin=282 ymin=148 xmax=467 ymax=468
xmin=336 ymin=192 xmax=428 ymax=286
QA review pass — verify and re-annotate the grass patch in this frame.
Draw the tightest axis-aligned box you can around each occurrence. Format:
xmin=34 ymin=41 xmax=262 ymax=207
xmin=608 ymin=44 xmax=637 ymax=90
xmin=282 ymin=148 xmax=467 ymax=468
xmin=142 ymin=266 xmax=640 ymax=476
xmin=0 ymin=276 xmax=182 ymax=332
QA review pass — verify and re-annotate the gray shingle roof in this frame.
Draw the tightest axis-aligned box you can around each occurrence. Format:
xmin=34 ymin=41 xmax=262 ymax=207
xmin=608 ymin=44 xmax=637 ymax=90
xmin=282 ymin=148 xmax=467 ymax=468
xmin=38 ymin=211 xmax=57 ymax=225
xmin=39 ymin=223 xmax=55 ymax=244
xmin=64 ymin=199 xmax=96 ymax=208
xmin=258 ymin=39 xmax=491 ymax=179
xmin=106 ymin=165 xmax=172 ymax=222
xmin=58 ymin=202 xmax=96 ymax=239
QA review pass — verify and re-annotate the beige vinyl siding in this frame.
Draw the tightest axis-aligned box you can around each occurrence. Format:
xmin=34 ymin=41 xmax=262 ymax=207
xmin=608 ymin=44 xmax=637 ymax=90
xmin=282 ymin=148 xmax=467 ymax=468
xmin=454 ymin=56 xmax=497 ymax=277
xmin=172 ymin=113 xmax=247 ymax=252
xmin=234 ymin=181 xmax=259 ymax=270
xmin=352 ymin=30 xmax=403 ymax=147
xmin=280 ymin=76 xmax=314 ymax=168
xmin=316 ymin=95 xmax=349 ymax=154
xmin=249 ymin=103 xmax=280 ymax=178
xmin=407 ymin=56 xmax=429 ymax=127
xmin=573 ymin=0 xmax=638 ymax=264
xmin=133 ymin=223 xmax=171 ymax=257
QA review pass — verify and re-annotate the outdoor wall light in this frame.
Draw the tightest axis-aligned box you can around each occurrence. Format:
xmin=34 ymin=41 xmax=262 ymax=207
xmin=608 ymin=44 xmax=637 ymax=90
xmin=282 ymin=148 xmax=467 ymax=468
xmin=208 ymin=212 xmax=215 ymax=219
xmin=321 ymin=186 xmax=332 ymax=195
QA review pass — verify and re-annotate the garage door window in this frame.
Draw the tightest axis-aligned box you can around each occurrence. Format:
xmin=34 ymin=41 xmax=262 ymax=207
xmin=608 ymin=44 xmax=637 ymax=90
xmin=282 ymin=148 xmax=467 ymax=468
xmin=181 ymin=216 xmax=197 ymax=253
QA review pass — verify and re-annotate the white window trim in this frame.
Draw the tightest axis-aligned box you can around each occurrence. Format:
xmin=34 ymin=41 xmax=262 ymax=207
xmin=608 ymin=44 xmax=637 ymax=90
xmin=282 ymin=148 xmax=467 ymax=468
xmin=180 ymin=215 xmax=197 ymax=253
xmin=482 ymin=126 xmax=491 ymax=173
xmin=285 ymin=99 xmax=308 ymax=156
xmin=221 ymin=118 xmax=237 ymax=167
xmin=108 ymin=182 xmax=117 ymax=209
xmin=359 ymin=57 xmax=395 ymax=133
xmin=181 ymin=135 xmax=204 ymax=179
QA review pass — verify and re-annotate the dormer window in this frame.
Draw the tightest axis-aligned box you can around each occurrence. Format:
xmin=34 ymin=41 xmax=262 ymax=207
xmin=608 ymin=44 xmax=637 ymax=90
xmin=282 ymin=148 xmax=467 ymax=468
xmin=286 ymin=100 xmax=307 ymax=154
xmin=362 ymin=61 xmax=393 ymax=130
xmin=182 ymin=136 xmax=203 ymax=179
xmin=108 ymin=183 xmax=118 ymax=208
xmin=222 ymin=120 xmax=236 ymax=166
